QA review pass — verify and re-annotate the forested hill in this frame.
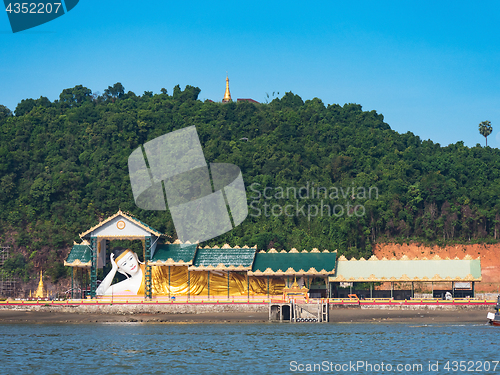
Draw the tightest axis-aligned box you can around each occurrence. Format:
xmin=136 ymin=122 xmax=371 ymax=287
xmin=1 ymin=83 xmax=499 ymax=282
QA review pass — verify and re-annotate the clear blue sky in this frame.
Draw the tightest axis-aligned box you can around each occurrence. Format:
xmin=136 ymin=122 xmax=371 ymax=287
xmin=1 ymin=1 xmax=499 ymax=147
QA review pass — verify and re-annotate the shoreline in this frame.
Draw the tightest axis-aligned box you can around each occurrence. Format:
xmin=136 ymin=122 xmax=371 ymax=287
xmin=0 ymin=305 xmax=493 ymax=324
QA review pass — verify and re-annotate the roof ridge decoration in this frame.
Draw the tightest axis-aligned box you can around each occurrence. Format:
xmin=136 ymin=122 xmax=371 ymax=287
xmin=79 ymin=209 xmax=163 ymax=238
xmin=268 ymin=249 xmax=278 ymax=253
xmin=281 ymin=250 xmax=288 ymax=253
xmin=263 ymin=268 xmax=274 ymax=275
xmin=204 ymin=245 xmax=211 ymax=249
xmin=222 ymin=244 xmax=231 ymax=249
xmin=390 ymin=256 xmax=397 ymax=260
xmin=454 ymin=256 xmax=460 ymax=260
xmin=359 ymin=257 xmax=366 ymax=261
xmin=64 ymin=259 xmax=91 ymax=267
xmin=381 ymin=257 xmax=388 ymax=261
xmin=400 ymin=254 xmax=410 ymax=261
xmin=368 ymin=255 xmax=378 ymax=261
xmin=311 ymin=248 xmax=319 ymax=253
xmin=242 ymin=245 xmax=249 ymax=249
xmin=421 ymin=256 xmax=428 ymax=260
xmin=338 ymin=255 xmax=348 ymax=261
xmin=173 ymin=239 xmax=182 ymax=244
xmin=322 ymin=250 xmax=330 ymax=253
xmin=301 ymin=249 xmax=308 ymax=253
xmin=259 ymin=250 xmax=266 ymax=253
xmin=233 ymin=245 xmax=241 ymax=249
xmin=150 ymin=259 xmax=189 ymax=266
xmin=349 ymin=257 xmax=357 ymax=261
xmin=432 ymin=254 xmax=441 ymax=260
xmin=185 ymin=240 xmax=192 ymax=244
xmin=289 ymin=248 xmax=299 ymax=253
xmin=212 ymin=245 xmax=220 ymax=249
xmin=464 ymin=254 xmax=473 ymax=260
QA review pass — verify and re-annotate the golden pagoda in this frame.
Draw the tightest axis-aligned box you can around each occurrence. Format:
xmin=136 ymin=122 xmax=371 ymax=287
xmin=222 ymin=75 xmax=232 ymax=103
xmin=33 ymin=270 xmax=45 ymax=299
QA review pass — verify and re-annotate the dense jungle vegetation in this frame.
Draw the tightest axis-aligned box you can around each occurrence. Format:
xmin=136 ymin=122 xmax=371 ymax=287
xmin=0 ymin=83 xmax=499 ymax=282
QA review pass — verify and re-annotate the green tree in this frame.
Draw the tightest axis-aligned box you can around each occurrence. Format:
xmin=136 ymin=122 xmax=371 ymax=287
xmin=0 ymin=105 xmax=12 ymax=121
xmin=104 ymin=82 xmax=125 ymax=101
xmin=59 ymin=85 xmax=92 ymax=107
xmin=478 ymin=120 xmax=493 ymax=146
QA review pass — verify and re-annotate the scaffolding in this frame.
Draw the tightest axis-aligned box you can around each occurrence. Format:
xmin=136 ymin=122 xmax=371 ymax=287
xmin=0 ymin=246 xmax=18 ymax=298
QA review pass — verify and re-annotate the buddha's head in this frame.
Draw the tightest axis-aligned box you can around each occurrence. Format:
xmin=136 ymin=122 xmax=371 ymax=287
xmin=112 ymin=247 xmax=140 ymax=276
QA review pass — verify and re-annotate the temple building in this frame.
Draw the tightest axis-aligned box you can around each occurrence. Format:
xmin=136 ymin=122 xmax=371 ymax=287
xmin=64 ymin=210 xmax=482 ymax=300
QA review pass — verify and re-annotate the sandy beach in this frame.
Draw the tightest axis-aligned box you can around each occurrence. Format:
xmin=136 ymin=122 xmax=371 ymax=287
xmin=0 ymin=307 xmax=492 ymax=324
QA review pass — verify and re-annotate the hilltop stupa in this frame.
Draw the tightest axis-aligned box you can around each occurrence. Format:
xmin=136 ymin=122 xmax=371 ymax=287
xmin=222 ymin=75 xmax=232 ymax=103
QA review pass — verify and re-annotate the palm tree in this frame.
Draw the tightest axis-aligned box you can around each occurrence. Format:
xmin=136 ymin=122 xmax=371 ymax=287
xmin=479 ymin=120 xmax=493 ymax=146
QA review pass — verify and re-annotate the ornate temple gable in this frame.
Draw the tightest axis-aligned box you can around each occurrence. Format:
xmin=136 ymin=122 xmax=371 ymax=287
xmin=80 ymin=210 xmax=163 ymax=239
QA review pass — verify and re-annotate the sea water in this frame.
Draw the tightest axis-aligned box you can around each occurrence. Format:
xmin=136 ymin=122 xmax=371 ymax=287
xmin=0 ymin=322 xmax=498 ymax=375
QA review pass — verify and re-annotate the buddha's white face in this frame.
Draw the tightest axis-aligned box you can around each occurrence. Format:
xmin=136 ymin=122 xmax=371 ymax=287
xmin=116 ymin=251 xmax=140 ymax=275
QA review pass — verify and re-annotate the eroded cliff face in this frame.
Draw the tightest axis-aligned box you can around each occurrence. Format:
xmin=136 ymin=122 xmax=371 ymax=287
xmin=374 ymin=243 xmax=500 ymax=292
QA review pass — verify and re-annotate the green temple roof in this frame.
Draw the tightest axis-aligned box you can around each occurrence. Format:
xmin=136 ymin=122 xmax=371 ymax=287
xmin=249 ymin=249 xmax=337 ymax=276
xmin=150 ymin=243 xmax=198 ymax=265
xmin=189 ymin=246 xmax=257 ymax=271
xmin=64 ymin=244 xmax=91 ymax=267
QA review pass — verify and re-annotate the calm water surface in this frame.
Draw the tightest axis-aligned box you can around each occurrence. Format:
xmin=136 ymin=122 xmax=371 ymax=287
xmin=0 ymin=322 xmax=498 ymax=375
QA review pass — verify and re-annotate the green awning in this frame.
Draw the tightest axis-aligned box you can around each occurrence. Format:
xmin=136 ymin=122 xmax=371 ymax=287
xmin=150 ymin=243 xmax=198 ymax=266
xmin=329 ymin=255 xmax=481 ymax=282
xmin=249 ymin=250 xmax=337 ymax=276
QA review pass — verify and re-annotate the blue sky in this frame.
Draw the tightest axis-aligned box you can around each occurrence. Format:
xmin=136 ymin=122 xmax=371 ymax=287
xmin=1 ymin=1 xmax=499 ymax=147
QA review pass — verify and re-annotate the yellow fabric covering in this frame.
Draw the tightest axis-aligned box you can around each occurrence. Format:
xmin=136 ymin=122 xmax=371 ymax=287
xmin=151 ymin=266 xmax=285 ymax=296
